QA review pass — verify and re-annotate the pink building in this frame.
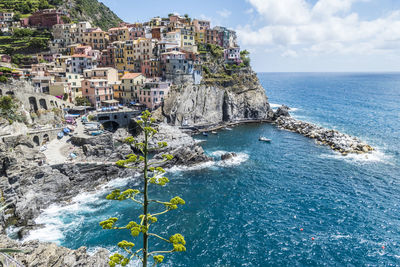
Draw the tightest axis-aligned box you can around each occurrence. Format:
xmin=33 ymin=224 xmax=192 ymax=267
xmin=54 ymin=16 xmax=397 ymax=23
xmin=28 ymin=9 xmax=65 ymax=28
xmin=99 ymin=47 xmax=115 ymax=67
xmin=141 ymin=59 xmax=161 ymax=78
xmin=139 ymin=80 xmax=170 ymax=109
xmin=75 ymin=45 xmax=92 ymax=55
xmin=224 ymin=47 xmax=242 ymax=65
xmin=82 ymin=79 xmax=114 ymax=108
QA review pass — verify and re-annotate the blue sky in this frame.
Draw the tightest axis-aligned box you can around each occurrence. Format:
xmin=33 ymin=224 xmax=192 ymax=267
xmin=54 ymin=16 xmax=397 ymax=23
xmin=101 ymin=0 xmax=400 ymax=72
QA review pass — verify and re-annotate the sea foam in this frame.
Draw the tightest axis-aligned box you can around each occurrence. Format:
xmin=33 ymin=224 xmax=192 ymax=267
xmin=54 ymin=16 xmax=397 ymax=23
xmin=24 ymin=175 xmax=140 ymax=244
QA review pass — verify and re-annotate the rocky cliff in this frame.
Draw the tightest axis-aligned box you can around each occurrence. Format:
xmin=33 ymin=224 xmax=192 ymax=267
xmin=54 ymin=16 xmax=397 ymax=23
xmin=159 ymin=53 xmax=272 ymax=126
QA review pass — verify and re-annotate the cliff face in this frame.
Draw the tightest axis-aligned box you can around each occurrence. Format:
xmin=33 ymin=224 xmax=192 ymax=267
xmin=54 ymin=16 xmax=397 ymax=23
xmin=161 ymin=68 xmax=272 ymax=126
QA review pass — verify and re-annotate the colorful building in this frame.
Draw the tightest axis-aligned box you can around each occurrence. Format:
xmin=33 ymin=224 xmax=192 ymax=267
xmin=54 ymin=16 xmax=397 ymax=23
xmin=28 ymin=9 xmax=66 ymax=28
xmin=83 ymin=67 xmax=119 ymax=83
xmin=141 ymin=59 xmax=161 ymax=78
xmin=140 ymin=80 xmax=170 ymax=109
xmin=83 ymin=28 xmax=109 ymax=50
xmin=68 ymin=54 xmax=96 ymax=74
xmin=224 ymin=47 xmax=242 ymax=65
xmin=0 ymin=12 xmax=14 ymax=22
xmin=119 ymin=72 xmax=146 ymax=103
xmin=193 ymin=19 xmax=210 ymax=32
xmin=82 ymin=79 xmax=114 ymax=108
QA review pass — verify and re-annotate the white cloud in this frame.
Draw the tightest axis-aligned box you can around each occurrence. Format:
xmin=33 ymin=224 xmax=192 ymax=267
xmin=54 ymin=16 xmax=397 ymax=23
xmin=245 ymin=8 xmax=254 ymax=14
xmin=282 ymin=49 xmax=299 ymax=58
xmin=237 ymin=0 xmax=400 ymax=56
xmin=217 ymin=9 xmax=232 ymax=18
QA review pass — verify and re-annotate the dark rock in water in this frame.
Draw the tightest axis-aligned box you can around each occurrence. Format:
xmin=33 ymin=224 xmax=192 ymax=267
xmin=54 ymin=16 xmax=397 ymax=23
xmin=221 ymin=152 xmax=237 ymax=160
xmin=273 ymin=105 xmax=291 ymax=120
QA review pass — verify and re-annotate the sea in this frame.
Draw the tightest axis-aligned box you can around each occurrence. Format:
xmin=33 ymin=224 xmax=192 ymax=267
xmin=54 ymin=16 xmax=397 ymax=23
xmin=25 ymin=73 xmax=400 ymax=266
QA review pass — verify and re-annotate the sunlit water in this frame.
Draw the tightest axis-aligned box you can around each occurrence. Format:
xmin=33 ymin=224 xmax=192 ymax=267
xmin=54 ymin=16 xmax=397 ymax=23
xmin=27 ymin=73 xmax=400 ymax=266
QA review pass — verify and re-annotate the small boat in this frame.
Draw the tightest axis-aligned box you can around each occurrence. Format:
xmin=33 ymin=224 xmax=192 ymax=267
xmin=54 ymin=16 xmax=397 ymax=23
xmin=211 ymin=131 xmax=218 ymax=134
xmin=91 ymin=130 xmax=104 ymax=136
xmin=259 ymin=136 xmax=271 ymax=142
xmin=224 ymin=127 xmax=232 ymax=131
xmin=57 ymin=132 xmax=64 ymax=139
xmin=63 ymin=128 xmax=71 ymax=134
xmin=202 ymin=132 xmax=208 ymax=136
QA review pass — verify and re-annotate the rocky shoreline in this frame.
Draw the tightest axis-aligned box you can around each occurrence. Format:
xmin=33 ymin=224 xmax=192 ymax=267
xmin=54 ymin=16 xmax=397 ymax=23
xmin=0 ymin=122 xmax=214 ymax=266
xmin=273 ymin=106 xmax=374 ymax=155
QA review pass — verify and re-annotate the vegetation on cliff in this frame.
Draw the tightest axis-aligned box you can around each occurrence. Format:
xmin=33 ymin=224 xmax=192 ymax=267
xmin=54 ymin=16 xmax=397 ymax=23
xmin=0 ymin=95 xmax=27 ymax=124
xmin=1 ymin=0 xmax=122 ymax=31
xmin=0 ymin=28 xmax=51 ymax=55
xmin=64 ymin=0 xmax=122 ymax=30
xmin=198 ymin=44 xmax=259 ymax=91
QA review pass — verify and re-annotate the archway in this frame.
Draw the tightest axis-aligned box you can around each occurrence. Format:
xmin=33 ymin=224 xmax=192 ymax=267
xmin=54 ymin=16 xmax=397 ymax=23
xmin=0 ymin=89 xmax=2 ymax=95
xmin=5 ymin=91 xmax=14 ymax=96
xmin=39 ymin=99 xmax=48 ymax=110
xmin=43 ymin=134 xmax=49 ymax=144
xmin=29 ymin=97 xmax=38 ymax=112
xmin=50 ymin=100 xmax=54 ymax=107
xmin=33 ymin=136 xmax=40 ymax=146
xmin=103 ymin=121 xmax=120 ymax=132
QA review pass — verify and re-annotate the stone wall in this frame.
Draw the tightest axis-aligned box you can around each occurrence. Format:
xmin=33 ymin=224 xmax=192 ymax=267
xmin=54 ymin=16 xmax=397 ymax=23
xmin=0 ymin=81 xmax=74 ymax=114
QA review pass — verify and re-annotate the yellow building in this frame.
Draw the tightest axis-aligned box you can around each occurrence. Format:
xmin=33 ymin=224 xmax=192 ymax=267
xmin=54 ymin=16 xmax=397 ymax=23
xmin=83 ymin=28 xmax=109 ymax=50
xmin=119 ymin=72 xmax=146 ymax=103
xmin=195 ymin=30 xmax=206 ymax=45
xmin=108 ymin=27 xmax=130 ymax=42
xmin=113 ymin=41 xmax=126 ymax=71
xmin=181 ymin=26 xmax=196 ymax=48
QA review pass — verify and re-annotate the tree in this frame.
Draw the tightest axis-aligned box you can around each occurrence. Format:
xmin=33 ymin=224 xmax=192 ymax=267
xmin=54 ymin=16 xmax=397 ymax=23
xmin=63 ymin=93 xmax=68 ymax=101
xmin=240 ymin=50 xmax=251 ymax=67
xmin=100 ymin=111 xmax=186 ymax=267
xmin=75 ymin=96 xmax=91 ymax=106
xmin=38 ymin=0 xmax=50 ymax=10
xmin=13 ymin=12 xmax=21 ymax=22
xmin=0 ymin=96 xmax=15 ymax=111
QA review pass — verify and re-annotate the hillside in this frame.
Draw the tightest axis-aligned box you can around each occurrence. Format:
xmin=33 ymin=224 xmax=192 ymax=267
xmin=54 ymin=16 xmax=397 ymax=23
xmin=0 ymin=0 xmax=122 ymax=30
xmin=62 ymin=0 xmax=122 ymax=30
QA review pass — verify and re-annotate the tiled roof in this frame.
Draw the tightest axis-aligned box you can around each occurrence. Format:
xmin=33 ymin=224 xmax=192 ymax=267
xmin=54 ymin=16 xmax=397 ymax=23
xmin=121 ymin=73 xmax=143 ymax=79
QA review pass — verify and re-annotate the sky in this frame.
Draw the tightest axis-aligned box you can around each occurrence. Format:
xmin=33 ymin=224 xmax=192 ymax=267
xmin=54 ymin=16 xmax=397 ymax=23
xmin=100 ymin=0 xmax=400 ymax=72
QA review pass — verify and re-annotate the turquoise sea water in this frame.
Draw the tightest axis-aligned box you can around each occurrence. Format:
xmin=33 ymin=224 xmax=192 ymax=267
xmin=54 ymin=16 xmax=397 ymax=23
xmin=29 ymin=73 xmax=400 ymax=266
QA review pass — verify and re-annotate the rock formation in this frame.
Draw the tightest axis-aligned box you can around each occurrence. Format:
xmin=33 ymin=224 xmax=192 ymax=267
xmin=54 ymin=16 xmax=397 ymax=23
xmin=273 ymin=106 xmax=374 ymax=155
xmin=0 ymin=234 xmax=109 ymax=266
xmin=160 ymin=67 xmax=272 ymax=126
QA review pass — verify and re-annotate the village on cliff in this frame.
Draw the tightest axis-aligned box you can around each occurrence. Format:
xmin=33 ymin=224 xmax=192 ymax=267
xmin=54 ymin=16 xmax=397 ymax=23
xmin=0 ymin=8 xmax=245 ymax=110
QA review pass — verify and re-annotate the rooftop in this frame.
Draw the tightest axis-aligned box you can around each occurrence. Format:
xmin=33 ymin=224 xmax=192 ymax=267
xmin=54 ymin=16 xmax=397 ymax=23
xmin=121 ymin=72 xmax=143 ymax=79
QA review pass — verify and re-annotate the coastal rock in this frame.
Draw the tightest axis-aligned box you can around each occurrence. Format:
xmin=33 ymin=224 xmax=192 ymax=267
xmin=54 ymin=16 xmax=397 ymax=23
xmin=273 ymin=112 xmax=374 ymax=155
xmin=0 ymin=234 xmax=109 ymax=267
xmin=0 ymin=160 xmax=136 ymax=237
xmin=221 ymin=152 xmax=237 ymax=160
xmin=273 ymin=105 xmax=291 ymax=120
xmin=146 ymin=123 xmax=212 ymax=167
xmin=161 ymin=68 xmax=272 ymax=126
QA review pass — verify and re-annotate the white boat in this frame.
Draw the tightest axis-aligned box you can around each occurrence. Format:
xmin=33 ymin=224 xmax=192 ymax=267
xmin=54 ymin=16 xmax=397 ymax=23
xmin=259 ymin=136 xmax=271 ymax=142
